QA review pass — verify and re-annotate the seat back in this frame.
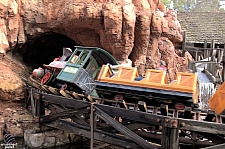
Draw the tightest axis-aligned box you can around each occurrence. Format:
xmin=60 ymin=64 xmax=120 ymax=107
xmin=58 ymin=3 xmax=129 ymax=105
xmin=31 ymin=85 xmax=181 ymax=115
xmin=140 ymin=69 xmax=167 ymax=84
xmin=113 ymin=66 xmax=139 ymax=81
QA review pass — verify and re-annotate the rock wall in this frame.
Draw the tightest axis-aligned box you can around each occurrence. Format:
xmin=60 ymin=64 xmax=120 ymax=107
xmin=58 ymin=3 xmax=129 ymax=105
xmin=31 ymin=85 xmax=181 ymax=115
xmin=24 ymin=129 xmax=82 ymax=148
xmin=0 ymin=0 xmax=192 ymax=100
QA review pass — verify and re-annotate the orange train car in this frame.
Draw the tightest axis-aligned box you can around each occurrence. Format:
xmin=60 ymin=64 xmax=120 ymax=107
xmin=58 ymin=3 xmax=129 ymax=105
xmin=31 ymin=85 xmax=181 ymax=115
xmin=209 ymin=83 xmax=225 ymax=115
xmin=95 ymin=65 xmax=198 ymax=109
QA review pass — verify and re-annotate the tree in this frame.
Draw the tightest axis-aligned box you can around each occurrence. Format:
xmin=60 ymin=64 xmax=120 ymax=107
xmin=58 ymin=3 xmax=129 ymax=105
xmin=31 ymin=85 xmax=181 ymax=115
xmin=162 ymin=0 xmax=172 ymax=8
xmin=191 ymin=0 xmax=220 ymax=12
xmin=161 ymin=0 xmax=221 ymax=12
xmin=173 ymin=0 xmax=188 ymax=11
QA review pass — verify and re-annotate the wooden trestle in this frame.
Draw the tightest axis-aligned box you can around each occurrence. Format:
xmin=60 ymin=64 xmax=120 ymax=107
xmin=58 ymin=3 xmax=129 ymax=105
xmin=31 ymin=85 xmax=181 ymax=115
xmin=25 ymin=86 xmax=225 ymax=149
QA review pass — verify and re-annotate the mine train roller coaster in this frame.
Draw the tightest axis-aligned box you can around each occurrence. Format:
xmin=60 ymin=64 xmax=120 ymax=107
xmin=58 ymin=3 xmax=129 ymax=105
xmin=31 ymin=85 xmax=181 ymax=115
xmin=28 ymin=46 xmax=202 ymax=111
xmin=27 ymin=46 xmax=225 ymax=149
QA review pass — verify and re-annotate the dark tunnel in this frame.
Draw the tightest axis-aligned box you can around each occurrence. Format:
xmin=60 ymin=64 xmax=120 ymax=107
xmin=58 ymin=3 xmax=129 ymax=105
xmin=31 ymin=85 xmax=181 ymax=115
xmin=15 ymin=32 xmax=80 ymax=69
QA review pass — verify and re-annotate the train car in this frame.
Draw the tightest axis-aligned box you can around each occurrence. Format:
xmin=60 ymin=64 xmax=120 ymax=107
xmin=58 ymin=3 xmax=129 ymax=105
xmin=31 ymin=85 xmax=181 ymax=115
xmin=29 ymin=46 xmax=198 ymax=110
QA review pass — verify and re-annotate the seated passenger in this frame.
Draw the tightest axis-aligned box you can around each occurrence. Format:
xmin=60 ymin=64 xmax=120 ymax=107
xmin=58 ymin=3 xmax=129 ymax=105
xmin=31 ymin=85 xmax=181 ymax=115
xmin=110 ymin=59 xmax=132 ymax=69
xmin=47 ymin=61 xmax=67 ymax=69
xmin=156 ymin=60 xmax=167 ymax=71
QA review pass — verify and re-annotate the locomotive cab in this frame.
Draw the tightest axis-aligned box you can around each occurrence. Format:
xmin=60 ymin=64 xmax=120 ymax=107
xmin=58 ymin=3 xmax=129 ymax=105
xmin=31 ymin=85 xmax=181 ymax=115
xmin=56 ymin=46 xmax=118 ymax=95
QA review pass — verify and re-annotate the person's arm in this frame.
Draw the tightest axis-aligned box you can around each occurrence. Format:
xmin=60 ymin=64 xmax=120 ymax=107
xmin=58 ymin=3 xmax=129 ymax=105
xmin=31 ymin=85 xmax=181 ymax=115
xmin=110 ymin=64 xmax=120 ymax=69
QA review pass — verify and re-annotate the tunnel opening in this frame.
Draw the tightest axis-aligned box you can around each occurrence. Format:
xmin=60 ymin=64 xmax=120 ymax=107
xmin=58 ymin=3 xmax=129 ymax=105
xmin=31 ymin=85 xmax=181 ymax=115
xmin=15 ymin=32 xmax=80 ymax=69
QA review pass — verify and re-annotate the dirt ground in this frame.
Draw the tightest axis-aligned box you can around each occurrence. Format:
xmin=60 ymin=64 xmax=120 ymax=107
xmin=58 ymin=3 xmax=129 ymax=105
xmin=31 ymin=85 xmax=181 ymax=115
xmin=0 ymin=52 xmax=31 ymax=111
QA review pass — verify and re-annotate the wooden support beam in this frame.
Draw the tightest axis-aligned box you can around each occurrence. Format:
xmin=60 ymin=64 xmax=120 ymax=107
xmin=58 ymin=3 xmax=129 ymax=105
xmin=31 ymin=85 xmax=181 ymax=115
xmin=38 ymin=108 xmax=87 ymax=123
xmin=182 ymin=31 xmax=186 ymax=57
xmin=90 ymin=103 xmax=94 ymax=149
xmin=70 ymin=115 xmax=89 ymax=126
xmin=94 ymin=104 xmax=225 ymax=135
xmin=184 ymin=107 xmax=192 ymax=119
xmin=196 ymin=132 xmax=225 ymax=145
xmin=161 ymin=127 xmax=179 ymax=149
xmin=204 ymin=110 xmax=215 ymax=122
xmin=94 ymin=105 xmax=160 ymax=149
xmin=203 ymin=143 xmax=225 ymax=149
xmin=93 ymin=143 xmax=110 ymax=149
xmin=203 ymin=39 xmax=207 ymax=58
xmin=138 ymin=101 xmax=147 ymax=112
xmin=45 ymin=120 xmax=143 ymax=149
xmin=161 ymin=118 xmax=179 ymax=149
xmin=160 ymin=104 xmax=168 ymax=116
xmin=222 ymin=55 xmax=225 ymax=82
xmin=30 ymin=88 xmax=36 ymax=116
xmin=36 ymin=93 xmax=45 ymax=117
xmin=40 ymin=91 xmax=89 ymax=109
xmin=25 ymin=85 xmax=29 ymax=108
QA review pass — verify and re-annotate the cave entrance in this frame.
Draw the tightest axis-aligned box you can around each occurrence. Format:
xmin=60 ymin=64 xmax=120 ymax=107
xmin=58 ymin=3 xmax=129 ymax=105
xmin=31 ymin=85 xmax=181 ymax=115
xmin=16 ymin=32 xmax=80 ymax=69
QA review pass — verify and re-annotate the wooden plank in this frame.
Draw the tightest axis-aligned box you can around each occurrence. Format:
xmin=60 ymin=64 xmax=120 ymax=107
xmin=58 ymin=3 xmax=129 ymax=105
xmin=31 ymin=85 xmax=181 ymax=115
xmin=36 ymin=93 xmax=45 ymax=116
xmin=196 ymin=132 xmax=225 ymax=144
xmin=41 ymin=92 xmax=89 ymax=108
xmin=45 ymin=120 xmax=143 ymax=149
xmin=161 ymin=119 xmax=179 ymax=149
xmin=93 ymin=143 xmax=110 ymax=149
xmin=70 ymin=115 xmax=89 ymax=126
xmin=161 ymin=127 xmax=179 ymax=149
xmin=203 ymin=143 xmax=225 ymax=149
xmin=25 ymin=86 xmax=29 ymax=108
xmin=30 ymin=88 xmax=36 ymax=116
xmin=94 ymin=104 xmax=225 ymax=135
xmin=94 ymin=105 xmax=160 ymax=149
xmin=91 ymin=103 xmax=94 ymax=149
xmin=40 ymin=108 xmax=87 ymax=123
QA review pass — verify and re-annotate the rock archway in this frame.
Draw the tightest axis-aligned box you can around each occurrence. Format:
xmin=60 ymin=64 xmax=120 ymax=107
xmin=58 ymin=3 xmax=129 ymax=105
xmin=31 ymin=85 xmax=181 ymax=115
xmin=0 ymin=0 xmax=195 ymax=102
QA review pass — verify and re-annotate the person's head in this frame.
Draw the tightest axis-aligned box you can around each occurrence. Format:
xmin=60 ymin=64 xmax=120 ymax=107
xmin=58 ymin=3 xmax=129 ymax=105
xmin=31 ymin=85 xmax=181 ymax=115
xmin=124 ymin=59 xmax=132 ymax=66
xmin=160 ymin=60 xmax=166 ymax=66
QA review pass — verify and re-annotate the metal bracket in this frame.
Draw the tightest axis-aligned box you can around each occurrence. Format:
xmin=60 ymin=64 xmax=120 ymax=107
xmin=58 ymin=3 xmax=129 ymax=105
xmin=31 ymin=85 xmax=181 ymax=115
xmin=163 ymin=118 xmax=178 ymax=128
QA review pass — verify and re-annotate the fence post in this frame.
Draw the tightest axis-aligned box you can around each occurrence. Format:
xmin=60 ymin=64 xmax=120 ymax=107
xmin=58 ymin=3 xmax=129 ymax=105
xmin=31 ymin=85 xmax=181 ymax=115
xmin=90 ymin=103 xmax=94 ymax=149
xmin=161 ymin=118 xmax=179 ymax=149
xmin=204 ymin=39 xmax=207 ymax=58
xmin=222 ymin=56 xmax=225 ymax=82
xmin=36 ymin=93 xmax=45 ymax=117
xmin=182 ymin=31 xmax=186 ymax=57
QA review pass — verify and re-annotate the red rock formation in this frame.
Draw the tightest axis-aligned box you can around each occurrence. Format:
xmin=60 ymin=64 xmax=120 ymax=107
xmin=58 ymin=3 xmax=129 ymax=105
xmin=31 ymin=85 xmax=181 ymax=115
xmin=0 ymin=0 xmax=192 ymax=100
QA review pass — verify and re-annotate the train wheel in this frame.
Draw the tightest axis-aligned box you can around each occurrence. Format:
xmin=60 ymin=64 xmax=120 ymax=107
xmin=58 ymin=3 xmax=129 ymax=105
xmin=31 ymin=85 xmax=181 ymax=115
xmin=114 ymin=94 xmax=123 ymax=101
xmin=174 ymin=102 xmax=185 ymax=110
xmin=61 ymin=83 xmax=67 ymax=91
xmin=41 ymin=72 xmax=53 ymax=85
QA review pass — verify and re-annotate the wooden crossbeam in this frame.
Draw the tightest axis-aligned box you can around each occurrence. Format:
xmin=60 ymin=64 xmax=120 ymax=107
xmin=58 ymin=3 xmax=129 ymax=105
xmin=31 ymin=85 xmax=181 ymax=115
xmin=94 ymin=105 xmax=160 ymax=149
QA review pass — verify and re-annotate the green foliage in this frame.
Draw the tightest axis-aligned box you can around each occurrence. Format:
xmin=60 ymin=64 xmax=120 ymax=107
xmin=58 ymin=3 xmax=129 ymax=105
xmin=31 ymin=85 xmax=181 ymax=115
xmin=173 ymin=0 xmax=187 ymax=11
xmin=161 ymin=0 xmax=221 ymax=12
xmin=162 ymin=0 xmax=171 ymax=6
xmin=191 ymin=0 xmax=220 ymax=12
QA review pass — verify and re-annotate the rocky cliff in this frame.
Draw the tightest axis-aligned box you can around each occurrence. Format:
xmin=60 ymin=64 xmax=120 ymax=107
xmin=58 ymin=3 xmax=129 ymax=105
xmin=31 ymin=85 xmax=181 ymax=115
xmin=0 ymin=0 xmax=192 ymax=100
